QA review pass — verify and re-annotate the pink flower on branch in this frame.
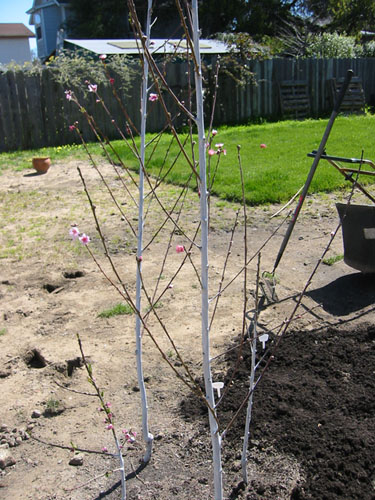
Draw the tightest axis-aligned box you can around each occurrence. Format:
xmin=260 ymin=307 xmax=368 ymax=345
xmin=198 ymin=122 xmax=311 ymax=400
xmin=65 ymin=90 xmax=73 ymax=101
xmin=212 ymin=129 xmax=218 ymax=136
xmin=88 ymin=83 xmax=98 ymax=93
xmin=122 ymin=429 xmax=137 ymax=443
xmin=176 ymin=245 xmax=185 ymax=253
xmin=69 ymin=226 xmax=80 ymax=239
xmin=99 ymin=54 xmax=107 ymax=60
xmin=208 ymin=149 xmax=216 ymax=156
xmin=79 ymin=233 xmax=90 ymax=245
xmin=148 ymin=93 xmax=158 ymax=102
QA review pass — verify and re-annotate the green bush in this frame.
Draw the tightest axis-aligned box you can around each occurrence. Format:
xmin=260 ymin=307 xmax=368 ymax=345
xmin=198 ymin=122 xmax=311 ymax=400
xmin=1 ymin=49 xmax=138 ymax=91
xmin=305 ymin=32 xmax=362 ymax=58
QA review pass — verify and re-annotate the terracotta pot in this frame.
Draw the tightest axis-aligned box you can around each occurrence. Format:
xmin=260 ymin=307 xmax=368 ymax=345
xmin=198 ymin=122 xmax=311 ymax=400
xmin=32 ymin=157 xmax=51 ymax=174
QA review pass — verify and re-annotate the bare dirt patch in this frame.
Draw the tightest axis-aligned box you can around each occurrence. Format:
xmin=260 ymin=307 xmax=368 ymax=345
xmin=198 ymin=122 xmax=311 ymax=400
xmin=0 ymin=159 xmax=374 ymax=499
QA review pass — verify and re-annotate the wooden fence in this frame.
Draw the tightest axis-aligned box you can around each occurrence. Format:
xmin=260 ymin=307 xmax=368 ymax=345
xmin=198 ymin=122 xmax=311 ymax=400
xmin=1 ymin=57 xmax=375 ymax=152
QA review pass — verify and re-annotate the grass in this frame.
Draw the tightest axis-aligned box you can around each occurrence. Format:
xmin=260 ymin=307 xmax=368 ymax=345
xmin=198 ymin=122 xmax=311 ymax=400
xmin=1 ymin=114 xmax=375 ymax=205
xmin=98 ymin=303 xmax=134 ymax=318
xmin=323 ymin=254 xmax=344 ymax=266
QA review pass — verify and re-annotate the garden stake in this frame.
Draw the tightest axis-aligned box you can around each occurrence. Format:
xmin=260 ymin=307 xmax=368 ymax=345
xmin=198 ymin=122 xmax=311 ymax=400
xmin=191 ymin=1 xmax=223 ymax=497
xmin=134 ymin=0 xmax=154 ymax=464
xmin=272 ymin=69 xmax=354 ymax=275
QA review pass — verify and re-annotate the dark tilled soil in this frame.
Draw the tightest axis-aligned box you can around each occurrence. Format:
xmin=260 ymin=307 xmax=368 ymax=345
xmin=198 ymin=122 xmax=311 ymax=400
xmin=182 ymin=324 xmax=375 ymax=499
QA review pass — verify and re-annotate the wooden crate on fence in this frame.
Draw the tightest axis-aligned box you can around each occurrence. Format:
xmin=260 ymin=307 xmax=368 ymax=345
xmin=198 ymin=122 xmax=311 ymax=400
xmin=329 ymin=77 xmax=366 ymax=114
xmin=278 ymin=80 xmax=311 ymax=119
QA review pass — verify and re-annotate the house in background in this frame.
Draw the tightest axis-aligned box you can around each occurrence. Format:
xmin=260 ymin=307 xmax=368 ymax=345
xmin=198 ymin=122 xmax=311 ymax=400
xmin=27 ymin=0 xmax=71 ymax=61
xmin=0 ymin=23 xmax=35 ymax=65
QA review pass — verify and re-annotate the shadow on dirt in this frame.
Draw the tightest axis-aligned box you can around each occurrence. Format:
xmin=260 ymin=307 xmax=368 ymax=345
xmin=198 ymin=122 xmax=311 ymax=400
xmin=307 ymin=272 xmax=375 ymax=315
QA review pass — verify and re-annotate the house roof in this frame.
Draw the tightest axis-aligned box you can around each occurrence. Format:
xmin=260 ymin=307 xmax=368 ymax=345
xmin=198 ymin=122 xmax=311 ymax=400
xmin=27 ymin=0 xmax=69 ymax=14
xmin=64 ymin=38 xmax=229 ymax=56
xmin=0 ymin=23 xmax=35 ymax=38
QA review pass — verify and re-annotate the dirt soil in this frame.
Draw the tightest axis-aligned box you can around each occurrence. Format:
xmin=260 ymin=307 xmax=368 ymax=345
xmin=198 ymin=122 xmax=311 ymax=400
xmin=0 ymin=159 xmax=374 ymax=500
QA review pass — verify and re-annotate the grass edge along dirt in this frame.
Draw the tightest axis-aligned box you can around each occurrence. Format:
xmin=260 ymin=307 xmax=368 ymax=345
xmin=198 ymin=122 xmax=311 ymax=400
xmin=1 ymin=114 xmax=374 ymax=205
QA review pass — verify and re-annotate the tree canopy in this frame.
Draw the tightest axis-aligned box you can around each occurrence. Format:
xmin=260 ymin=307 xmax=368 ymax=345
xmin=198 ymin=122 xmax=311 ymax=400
xmin=65 ymin=0 xmax=375 ymax=41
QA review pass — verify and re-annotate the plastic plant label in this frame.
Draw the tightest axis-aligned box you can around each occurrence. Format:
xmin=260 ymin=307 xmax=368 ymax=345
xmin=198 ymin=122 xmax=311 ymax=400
xmin=212 ymin=381 xmax=224 ymax=398
xmin=259 ymin=333 xmax=269 ymax=350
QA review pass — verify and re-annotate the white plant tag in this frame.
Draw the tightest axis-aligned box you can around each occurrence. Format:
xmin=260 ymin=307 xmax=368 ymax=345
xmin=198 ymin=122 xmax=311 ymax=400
xmin=364 ymin=228 xmax=375 ymax=240
xmin=212 ymin=381 xmax=224 ymax=398
xmin=259 ymin=333 xmax=269 ymax=350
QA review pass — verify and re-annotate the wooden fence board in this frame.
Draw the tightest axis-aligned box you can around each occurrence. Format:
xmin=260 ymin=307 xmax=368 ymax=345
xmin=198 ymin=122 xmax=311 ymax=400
xmin=6 ymin=71 xmax=22 ymax=150
xmin=24 ymin=73 xmax=44 ymax=149
xmin=15 ymin=71 xmax=31 ymax=149
xmin=0 ymin=74 xmax=15 ymax=151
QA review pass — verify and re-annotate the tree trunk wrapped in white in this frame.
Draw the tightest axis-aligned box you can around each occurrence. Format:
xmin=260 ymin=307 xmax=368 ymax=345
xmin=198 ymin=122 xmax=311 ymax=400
xmin=191 ymin=1 xmax=223 ymax=498
xmin=135 ymin=0 xmax=154 ymax=463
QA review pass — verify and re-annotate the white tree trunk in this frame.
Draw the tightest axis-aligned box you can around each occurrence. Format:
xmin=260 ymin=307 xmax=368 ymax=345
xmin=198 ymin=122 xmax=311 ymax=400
xmin=191 ymin=2 xmax=223 ymax=499
xmin=135 ymin=0 xmax=153 ymax=463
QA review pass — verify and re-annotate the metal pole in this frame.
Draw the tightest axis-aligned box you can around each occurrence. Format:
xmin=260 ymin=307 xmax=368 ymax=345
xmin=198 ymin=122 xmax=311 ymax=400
xmin=273 ymin=69 xmax=354 ymax=273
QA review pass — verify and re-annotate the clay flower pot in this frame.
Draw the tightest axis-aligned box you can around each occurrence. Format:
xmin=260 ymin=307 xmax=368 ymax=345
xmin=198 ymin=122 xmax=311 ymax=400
xmin=32 ymin=157 xmax=51 ymax=174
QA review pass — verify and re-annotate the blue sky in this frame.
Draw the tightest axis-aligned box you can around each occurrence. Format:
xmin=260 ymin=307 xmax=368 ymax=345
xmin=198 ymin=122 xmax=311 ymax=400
xmin=1 ymin=0 xmax=37 ymax=49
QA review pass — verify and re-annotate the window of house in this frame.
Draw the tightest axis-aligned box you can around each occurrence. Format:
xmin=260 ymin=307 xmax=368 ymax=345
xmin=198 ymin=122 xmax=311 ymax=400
xmin=36 ymin=26 xmax=42 ymax=39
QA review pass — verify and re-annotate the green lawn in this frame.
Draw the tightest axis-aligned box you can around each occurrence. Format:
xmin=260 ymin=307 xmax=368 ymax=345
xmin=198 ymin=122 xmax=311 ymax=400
xmin=1 ymin=114 xmax=375 ymax=205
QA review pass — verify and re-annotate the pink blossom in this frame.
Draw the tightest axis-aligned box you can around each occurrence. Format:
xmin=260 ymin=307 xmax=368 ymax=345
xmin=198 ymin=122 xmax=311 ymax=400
xmin=101 ymin=446 xmax=108 ymax=453
xmin=69 ymin=226 xmax=80 ymax=239
xmin=65 ymin=90 xmax=73 ymax=101
xmin=79 ymin=233 xmax=90 ymax=245
xmin=215 ymin=143 xmax=224 ymax=149
xmin=106 ymin=424 xmax=114 ymax=430
xmin=105 ymin=402 xmax=112 ymax=408
xmin=149 ymin=93 xmax=158 ymax=102
xmin=222 ymin=149 xmax=227 ymax=155
xmin=212 ymin=129 xmax=218 ymax=136
xmin=260 ymin=143 xmax=267 ymax=149
xmin=88 ymin=83 xmax=98 ymax=93
xmin=95 ymin=99 xmax=100 ymax=103
xmin=176 ymin=245 xmax=185 ymax=253
xmin=109 ymin=78 xmax=115 ymax=85
xmin=99 ymin=54 xmax=107 ymax=60
xmin=122 ymin=429 xmax=137 ymax=443
xmin=208 ymin=149 xmax=216 ymax=156
xmin=69 ymin=125 xmax=76 ymax=132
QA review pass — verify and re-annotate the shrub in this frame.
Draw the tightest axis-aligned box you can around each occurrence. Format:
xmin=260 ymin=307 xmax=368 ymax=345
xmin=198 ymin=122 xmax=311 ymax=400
xmin=305 ymin=32 xmax=362 ymax=58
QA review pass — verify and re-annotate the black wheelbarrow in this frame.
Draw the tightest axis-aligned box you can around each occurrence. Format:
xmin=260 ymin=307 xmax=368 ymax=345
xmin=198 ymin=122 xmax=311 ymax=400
xmin=336 ymin=203 xmax=375 ymax=274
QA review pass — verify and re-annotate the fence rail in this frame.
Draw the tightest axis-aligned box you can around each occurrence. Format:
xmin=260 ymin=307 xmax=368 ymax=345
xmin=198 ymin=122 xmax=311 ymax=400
xmin=1 ymin=57 xmax=375 ymax=152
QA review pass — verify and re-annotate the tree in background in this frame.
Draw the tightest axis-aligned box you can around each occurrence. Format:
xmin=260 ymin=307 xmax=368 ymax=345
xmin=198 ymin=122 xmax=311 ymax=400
xmin=286 ymin=0 xmax=375 ymax=35
xmin=65 ymin=0 xmax=182 ymax=39
xmin=64 ymin=0 xmax=375 ymax=52
xmin=65 ymin=0 xmax=131 ymax=38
